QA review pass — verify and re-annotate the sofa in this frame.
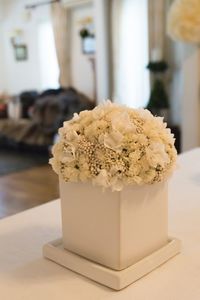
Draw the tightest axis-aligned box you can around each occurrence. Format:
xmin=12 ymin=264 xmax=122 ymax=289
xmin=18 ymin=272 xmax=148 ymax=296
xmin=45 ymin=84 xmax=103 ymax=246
xmin=0 ymin=87 xmax=95 ymax=150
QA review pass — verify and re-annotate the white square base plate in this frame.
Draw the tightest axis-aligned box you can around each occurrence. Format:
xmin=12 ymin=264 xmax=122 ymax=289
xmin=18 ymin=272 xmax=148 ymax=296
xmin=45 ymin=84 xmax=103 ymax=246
xmin=43 ymin=238 xmax=181 ymax=290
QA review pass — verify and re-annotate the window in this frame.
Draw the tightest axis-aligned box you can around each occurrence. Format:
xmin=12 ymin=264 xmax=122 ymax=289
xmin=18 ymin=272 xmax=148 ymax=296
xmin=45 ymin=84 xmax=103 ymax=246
xmin=113 ymin=0 xmax=150 ymax=108
xmin=38 ymin=22 xmax=59 ymax=90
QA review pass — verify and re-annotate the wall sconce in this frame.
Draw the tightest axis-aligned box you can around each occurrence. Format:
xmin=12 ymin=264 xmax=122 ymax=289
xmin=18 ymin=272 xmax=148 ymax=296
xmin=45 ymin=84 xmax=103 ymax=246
xmin=10 ymin=29 xmax=24 ymax=46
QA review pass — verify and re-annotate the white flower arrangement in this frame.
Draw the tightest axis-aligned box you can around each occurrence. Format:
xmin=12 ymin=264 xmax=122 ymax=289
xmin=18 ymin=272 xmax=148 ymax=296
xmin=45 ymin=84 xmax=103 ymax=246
xmin=167 ymin=0 xmax=200 ymax=44
xmin=50 ymin=101 xmax=177 ymax=191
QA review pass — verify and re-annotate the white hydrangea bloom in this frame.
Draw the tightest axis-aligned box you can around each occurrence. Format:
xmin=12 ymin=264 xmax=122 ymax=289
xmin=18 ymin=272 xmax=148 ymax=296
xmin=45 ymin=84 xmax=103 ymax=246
xmin=167 ymin=0 xmax=200 ymax=44
xmin=50 ymin=101 xmax=177 ymax=191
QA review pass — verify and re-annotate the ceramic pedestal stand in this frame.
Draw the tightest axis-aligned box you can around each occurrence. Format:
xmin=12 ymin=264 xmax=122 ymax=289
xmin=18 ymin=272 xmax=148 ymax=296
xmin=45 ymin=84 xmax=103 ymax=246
xmin=43 ymin=181 xmax=181 ymax=290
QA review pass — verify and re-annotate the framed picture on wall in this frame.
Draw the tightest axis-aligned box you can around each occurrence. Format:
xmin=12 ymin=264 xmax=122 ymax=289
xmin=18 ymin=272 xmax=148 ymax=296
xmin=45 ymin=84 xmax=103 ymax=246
xmin=14 ymin=45 xmax=28 ymax=61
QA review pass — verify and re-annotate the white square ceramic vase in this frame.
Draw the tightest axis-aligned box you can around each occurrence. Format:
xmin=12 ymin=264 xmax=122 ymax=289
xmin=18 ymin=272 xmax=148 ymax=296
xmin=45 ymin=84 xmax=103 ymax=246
xmin=59 ymin=180 xmax=168 ymax=271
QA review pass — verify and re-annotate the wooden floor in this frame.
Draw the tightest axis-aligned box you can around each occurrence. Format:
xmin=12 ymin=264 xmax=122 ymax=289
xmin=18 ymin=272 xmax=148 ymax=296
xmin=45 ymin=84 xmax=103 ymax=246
xmin=0 ymin=165 xmax=59 ymax=219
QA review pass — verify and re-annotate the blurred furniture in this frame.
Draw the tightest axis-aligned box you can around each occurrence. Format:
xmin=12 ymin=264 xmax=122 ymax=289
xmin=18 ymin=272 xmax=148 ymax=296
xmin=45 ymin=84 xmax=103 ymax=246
xmin=20 ymin=91 xmax=38 ymax=118
xmin=0 ymin=93 xmax=10 ymax=118
xmin=0 ymin=149 xmax=200 ymax=298
xmin=0 ymin=103 xmax=7 ymax=118
xmin=0 ymin=87 xmax=94 ymax=149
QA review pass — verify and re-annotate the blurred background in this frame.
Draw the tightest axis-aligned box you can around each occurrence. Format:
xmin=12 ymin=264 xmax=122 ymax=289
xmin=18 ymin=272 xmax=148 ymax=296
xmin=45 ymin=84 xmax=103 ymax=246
xmin=0 ymin=0 xmax=199 ymax=218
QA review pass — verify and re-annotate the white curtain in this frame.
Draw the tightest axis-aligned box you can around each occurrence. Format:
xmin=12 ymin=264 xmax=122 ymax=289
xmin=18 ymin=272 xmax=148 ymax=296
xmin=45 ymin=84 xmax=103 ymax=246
xmin=112 ymin=0 xmax=150 ymax=108
xmin=51 ymin=3 xmax=71 ymax=88
xmin=38 ymin=21 xmax=59 ymax=90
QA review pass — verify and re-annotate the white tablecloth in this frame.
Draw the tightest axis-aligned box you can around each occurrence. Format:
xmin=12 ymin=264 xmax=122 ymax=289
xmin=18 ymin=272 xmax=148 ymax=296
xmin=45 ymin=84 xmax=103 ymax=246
xmin=1 ymin=149 xmax=200 ymax=300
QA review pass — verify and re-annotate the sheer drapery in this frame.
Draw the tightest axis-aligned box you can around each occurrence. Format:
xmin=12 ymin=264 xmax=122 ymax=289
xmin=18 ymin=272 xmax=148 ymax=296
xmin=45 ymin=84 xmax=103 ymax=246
xmin=148 ymin=0 xmax=171 ymax=100
xmin=148 ymin=0 xmax=166 ymax=59
xmin=51 ymin=2 xmax=71 ymax=87
xmin=38 ymin=21 xmax=59 ymax=90
xmin=111 ymin=0 xmax=150 ymax=108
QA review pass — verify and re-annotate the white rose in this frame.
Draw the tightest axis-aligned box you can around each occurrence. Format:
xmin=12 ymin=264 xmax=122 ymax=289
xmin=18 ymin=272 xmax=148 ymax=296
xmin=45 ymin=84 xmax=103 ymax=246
xmin=93 ymin=169 xmax=109 ymax=188
xmin=65 ymin=130 xmax=79 ymax=143
xmin=110 ymin=176 xmax=124 ymax=191
xmin=137 ymin=109 xmax=153 ymax=120
xmin=103 ymin=130 xmax=123 ymax=151
xmin=62 ymin=147 xmax=76 ymax=163
xmin=111 ymin=111 xmax=136 ymax=133
xmin=146 ymin=142 xmax=170 ymax=168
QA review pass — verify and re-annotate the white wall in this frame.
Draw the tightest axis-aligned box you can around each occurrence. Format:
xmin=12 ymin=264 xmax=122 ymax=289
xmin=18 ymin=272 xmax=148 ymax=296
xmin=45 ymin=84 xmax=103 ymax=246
xmin=169 ymin=42 xmax=200 ymax=151
xmin=94 ymin=0 xmax=111 ymax=102
xmin=0 ymin=0 xmax=52 ymax=94
xmin=70 ymin=3 xmax=94 ymax=99
xmin=181 ymin=46 xmax=200 ymax=151
xmin=0 ymin=0 xmax=95 ymax=100
xmin=0 ymin=26 xmax=5 ymax=92
xmin=0 ymin=1 xmax=5 ymax=91
xmin=168 ymin=41 xmax=183 ymax=126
